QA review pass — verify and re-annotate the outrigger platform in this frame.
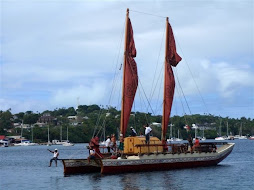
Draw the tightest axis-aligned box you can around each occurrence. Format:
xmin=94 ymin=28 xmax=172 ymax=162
xmin=61 ymin=137 xmax=234 ymax=175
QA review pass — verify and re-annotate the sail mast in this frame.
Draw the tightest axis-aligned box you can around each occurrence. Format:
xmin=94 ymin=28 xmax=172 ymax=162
xmin=161 ymin=17 xmax=182 ymax=145
xmin=120 ymin=8 xmax=129 ymax=136
xmin=161 ymin=17 xmax=169 ymax=143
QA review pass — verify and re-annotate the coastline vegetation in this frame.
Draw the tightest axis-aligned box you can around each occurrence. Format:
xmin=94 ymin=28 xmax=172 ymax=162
xmin=0 ymin=105 xmax=253 ymax=143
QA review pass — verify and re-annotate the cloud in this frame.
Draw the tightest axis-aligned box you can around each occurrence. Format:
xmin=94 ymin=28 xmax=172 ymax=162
xmin=50 ymin=82 xmax=108 ymax=108
xmin=0 ymin=1 xmax=253 ymax=118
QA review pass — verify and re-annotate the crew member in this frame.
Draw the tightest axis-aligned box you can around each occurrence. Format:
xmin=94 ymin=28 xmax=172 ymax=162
xmin=144 ymin=124 xmax=152 ymax=144
xmin=130 ymin=127 xmax=137 ymax=136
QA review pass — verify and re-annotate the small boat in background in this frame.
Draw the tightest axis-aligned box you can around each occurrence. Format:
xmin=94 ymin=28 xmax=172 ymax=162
xmin=248 ymin=136 xmax=254 ymax=140
xmin=14 ymin=140 xmax=38 ymax=146
xmin=62 ymin=126 xmax=74 ymax=146
xmin=215 ymin=136 xmax=226 ymax=141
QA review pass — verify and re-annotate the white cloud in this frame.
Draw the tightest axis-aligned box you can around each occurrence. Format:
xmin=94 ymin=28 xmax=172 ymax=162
xmin=0 ymin=0 xmax=253 ymax=118
xmin=50 ymin=82 xmax=108 ymax=108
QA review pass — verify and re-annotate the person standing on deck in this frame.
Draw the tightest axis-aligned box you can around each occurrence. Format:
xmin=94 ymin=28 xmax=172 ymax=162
xmin=130 ymin=127 xmax=137 ymax=136
xmin=48 ymin=148 xmax=59 ymax=167
xmin=119 ymin=134 xmax=124 ymax=157
xmin=144 ymin=124 xmax=152 ymax=144
xmin=105 ymin=136 xmax=111 ymax=153
xmin=187 ymin=135 xmax=193 ymax=152
xmin=111 ymin=134 xmax=116 ymax=151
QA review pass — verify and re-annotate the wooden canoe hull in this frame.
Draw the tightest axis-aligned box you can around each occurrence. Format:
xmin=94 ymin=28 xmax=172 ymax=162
xmin=101 ymin=146 xmax=233 ymax=174
xmin=61 ymin=159 xmax=101 ymax=175
xmin=61 ymin=143 xmax=234 ymax=175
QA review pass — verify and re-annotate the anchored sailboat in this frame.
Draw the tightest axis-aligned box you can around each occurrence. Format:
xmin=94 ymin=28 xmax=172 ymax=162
xmin=61 ymin=9 xmax=234 ymax=175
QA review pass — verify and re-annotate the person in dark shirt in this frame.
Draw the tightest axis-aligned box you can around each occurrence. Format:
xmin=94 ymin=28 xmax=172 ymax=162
xmin=130 ymin=127 xmax=137 ymax=136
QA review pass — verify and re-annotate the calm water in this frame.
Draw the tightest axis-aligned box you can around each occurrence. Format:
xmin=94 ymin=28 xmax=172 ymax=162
xmin=0 ymin=140 xmax=253 ymax=190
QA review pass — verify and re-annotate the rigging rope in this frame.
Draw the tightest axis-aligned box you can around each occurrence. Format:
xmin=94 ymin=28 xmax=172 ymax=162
xmin=148 ymin=25 xmax=166 ymax=102
xmin=130 ymin=9 xmax=166 ymax=18
xmin=174 ymin=67 xmax=192 ymax=116
xmin=175 ymin=78 xmax=188 ymax=125
xmin=175 ymin=38 xmax=209 ymax=114
xmin=93 ymin=21 xmax=125 ymax=138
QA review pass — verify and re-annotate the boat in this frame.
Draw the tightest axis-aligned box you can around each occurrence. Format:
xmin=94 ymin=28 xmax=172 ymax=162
xmin=248 ymin=136 xmax=254 ymax=140
xmin=215 ymin=136 xmax=226 ymax=141
xmin=167 ymin=124 xmax=182 ymax=142
xmin=14 ymin=140 xmax=38 ymax=146
xmin=14 ymin=122 xmax=38 ymax=146
xmin=62 ymin=126 xmax=74 ymax=146
xmin=234 ymin=122 xmax=247 ymax=139
xmin=0 ymin=140 xmax=9 ymax=147
xmin=61 ymin=9 xmax=234 ymax=175
xmin=52 ymin=139 xmax=66 ymax=145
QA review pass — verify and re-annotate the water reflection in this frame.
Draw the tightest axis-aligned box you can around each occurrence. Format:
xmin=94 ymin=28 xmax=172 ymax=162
xmin=120 ymin=173 xmax=140 ymax=190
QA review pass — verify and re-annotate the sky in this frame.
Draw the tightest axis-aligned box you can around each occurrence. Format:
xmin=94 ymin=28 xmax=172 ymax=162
xmin=0 ymin=0 xmax=253 ymax=119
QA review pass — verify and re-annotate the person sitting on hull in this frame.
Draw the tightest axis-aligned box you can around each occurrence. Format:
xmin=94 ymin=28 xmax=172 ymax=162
xmin=193 ymin=137 xmax=200 ymax=152
xmin=89 ymin=135 xmax=103 ymax=158
xmin=87 ymin=146 xmax=96 ymax=163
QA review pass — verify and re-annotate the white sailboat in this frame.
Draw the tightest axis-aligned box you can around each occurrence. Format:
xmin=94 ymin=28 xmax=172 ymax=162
xmin=175 ymin=129 xmax=183 ymax=141
xmin=63 ymin=126 xmax=74 ymax=146
xmin=14 ymin=122 xmax=38 ymax=146
xmin=215 ymin=119 xmax=226 ymax=140
xmin=201 ymin=126 xmax=206 ymax=141
xmin=237 ymin=123 xmax=247 ymax=139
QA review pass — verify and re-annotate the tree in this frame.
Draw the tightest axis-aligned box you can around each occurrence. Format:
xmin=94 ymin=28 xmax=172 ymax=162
xmin=0 ymin=110 xmax=13 ymax=131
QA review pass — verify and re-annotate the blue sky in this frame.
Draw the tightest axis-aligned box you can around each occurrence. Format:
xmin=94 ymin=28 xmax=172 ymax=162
xmin=0 ymin=0 xmax=253 ymax=119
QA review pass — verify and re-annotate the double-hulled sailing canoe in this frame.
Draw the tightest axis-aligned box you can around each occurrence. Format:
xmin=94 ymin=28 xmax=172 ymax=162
xmin=61 ymin=9 xmax=234 ymax=175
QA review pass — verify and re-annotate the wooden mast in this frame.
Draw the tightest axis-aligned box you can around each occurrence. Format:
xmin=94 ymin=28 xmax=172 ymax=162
xmin=120 ymin=8 xmax=129 ymax=137
xmin=161 ymin=17 xmax=169 ymax=143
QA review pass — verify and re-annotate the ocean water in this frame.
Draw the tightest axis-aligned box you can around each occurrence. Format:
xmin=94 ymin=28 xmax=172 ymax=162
xmin=0 ymin=140 xmax=253 ymax=190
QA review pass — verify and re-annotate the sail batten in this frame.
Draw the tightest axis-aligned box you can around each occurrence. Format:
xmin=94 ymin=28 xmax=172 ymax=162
xmin=120 ymin=10 xmax=138 ymax=137
xmin=161 ymin=18 xmax=182 ymax=144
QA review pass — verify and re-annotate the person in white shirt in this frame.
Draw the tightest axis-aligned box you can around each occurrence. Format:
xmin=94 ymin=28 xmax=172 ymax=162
xmin=105 ymin=136 xmax=111 ymax=153
xmin=144 ymin=124 xmax=152 ymax=144
xmin=87 ymin=147 xmax=96 ymax=163
xmin=48 ymin=148 xmax=59 ymax=167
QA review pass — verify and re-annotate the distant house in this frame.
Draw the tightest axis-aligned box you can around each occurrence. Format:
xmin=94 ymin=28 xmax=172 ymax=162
xmin=67 ymin=116 xmax=78 ymax=120
xmin=38 ymin=113 xmax=57 ymax=125
xmin=13 ymin=123 xmax=31 ymax=129
xmin=68 ymin=116 xmax=82 ymax=126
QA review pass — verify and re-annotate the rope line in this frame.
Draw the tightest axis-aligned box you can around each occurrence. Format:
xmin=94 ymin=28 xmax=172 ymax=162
xmin=130 ymin=9 xmax=166 ymax=18
xmin=175 ymin=37 xmax=209 ymax=114
xmin=174 ymin=67 xmax=192 ymax=115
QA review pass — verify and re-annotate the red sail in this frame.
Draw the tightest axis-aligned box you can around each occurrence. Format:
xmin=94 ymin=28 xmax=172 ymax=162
xmin=162 ymin=21 xmax=182 ymax=143
xmin=167 ymin=23 xmax=182 ymax=67
xmin=121 ymin=18 xmax=138 ymax=137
